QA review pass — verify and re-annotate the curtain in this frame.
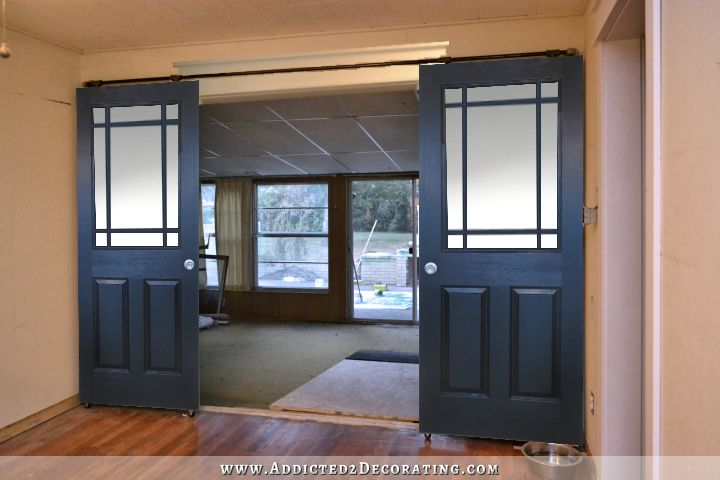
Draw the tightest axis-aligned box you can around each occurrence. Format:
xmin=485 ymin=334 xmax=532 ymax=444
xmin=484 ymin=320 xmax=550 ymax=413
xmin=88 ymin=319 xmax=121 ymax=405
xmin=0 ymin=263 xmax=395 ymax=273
xmin=215 ymin=177 xmax=253 ymax=291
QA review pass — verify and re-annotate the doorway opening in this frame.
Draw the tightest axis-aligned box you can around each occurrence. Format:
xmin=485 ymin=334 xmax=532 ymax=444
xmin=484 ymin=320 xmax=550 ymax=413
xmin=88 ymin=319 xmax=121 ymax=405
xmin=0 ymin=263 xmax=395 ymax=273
xmin=196 ymin=89 xmax=421 ymax=422
xmin=350 ymin=178 xmax=419 ymax=322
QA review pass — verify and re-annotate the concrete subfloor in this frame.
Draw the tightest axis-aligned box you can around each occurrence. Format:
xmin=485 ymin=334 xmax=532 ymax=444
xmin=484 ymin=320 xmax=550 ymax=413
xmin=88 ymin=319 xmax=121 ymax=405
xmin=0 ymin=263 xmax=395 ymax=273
xmin=199 ymin=320 xmax=419 ymax=409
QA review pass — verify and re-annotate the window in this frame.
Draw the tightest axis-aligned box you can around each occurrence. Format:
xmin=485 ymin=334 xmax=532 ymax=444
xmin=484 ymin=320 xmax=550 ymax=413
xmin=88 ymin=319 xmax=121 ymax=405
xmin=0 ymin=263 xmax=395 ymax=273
xmin=200 ymin=183 xmax=219 ymax=287
xmin=201 ymin=184 xmax=217 ymax=255
xmin=255 ymin=183 xmax=329 ymax=290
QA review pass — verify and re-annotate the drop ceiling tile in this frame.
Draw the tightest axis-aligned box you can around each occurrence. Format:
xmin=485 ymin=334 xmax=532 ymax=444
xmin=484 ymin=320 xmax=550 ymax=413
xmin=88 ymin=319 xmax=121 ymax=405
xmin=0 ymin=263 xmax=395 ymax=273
xmin=387 ymin=150 xmax=419 ymax=172
xmin=201 ymin=155 xmax=299 ymax=177
xmin=290 ymin=118 xmax=377 ymax=153
xmin=338 ymin=91 xmax=419 ymax=116
xmin=200 ymin=157 xmax=261 ymax=177
xmin=224 ymin=121 xmax=322 ymax=155
xmin=357 ymin=116 xmax=419 ymax=151
xmin=200 ymin=102 xmax=278 ymax=123
xmin=333 ymin=152 xmax=398 ymax=173
xmin=200 ymin=108 xmax=218 ymax=125
xmin=265 ymin=97 xmax=347 ymax=119
xmin=201 ymin=147 xmax=221 ymax=158
xmin=278 ymin=155 xmax=352 ymax=174
xmin=200 ymin=123 xmax=266 ymax=156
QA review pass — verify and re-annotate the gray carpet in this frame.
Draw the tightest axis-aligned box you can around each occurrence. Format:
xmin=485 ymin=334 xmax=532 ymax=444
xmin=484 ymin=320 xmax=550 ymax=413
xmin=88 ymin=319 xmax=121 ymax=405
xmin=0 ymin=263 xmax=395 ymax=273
xmin=199 ymin=320 xmax=419 ymax=408
xmin=270 ymin=360 xmax=419 ymax=421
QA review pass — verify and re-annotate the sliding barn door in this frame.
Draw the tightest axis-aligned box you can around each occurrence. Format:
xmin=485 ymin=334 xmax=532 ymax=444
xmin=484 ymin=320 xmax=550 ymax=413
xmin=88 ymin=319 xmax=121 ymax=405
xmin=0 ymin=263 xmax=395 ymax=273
xmin=77 ymin=82 xmax=199 ymax=410
xmin=418 ymin=57 xmax=584 ymax=443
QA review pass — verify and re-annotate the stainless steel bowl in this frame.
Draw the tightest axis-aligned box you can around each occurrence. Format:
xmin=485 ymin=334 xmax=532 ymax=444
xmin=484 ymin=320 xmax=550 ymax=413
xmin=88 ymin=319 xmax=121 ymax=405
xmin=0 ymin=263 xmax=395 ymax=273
xmin=521 ymin=442 xmax=584 ymax=480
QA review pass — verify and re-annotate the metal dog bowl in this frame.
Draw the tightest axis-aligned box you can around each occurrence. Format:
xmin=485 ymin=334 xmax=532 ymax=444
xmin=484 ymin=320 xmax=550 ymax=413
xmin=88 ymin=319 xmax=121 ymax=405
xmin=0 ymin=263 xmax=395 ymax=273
xmin=521 ymin=442 xmax=584 ymax=480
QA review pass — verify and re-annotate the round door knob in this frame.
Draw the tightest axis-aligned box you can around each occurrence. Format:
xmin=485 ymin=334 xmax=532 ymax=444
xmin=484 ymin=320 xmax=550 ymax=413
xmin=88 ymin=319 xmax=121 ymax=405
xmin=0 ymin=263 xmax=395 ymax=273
xmin=184 ymin=259 xmax=195 ymax=271
xmin=424 ymin=262 xmax=438 ymax=275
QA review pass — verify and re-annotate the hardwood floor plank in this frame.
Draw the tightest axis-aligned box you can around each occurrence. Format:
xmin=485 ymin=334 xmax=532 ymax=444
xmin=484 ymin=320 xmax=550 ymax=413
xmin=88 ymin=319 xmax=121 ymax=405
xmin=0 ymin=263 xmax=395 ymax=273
xmin=0 ymin=406 xmax=520 ymax=457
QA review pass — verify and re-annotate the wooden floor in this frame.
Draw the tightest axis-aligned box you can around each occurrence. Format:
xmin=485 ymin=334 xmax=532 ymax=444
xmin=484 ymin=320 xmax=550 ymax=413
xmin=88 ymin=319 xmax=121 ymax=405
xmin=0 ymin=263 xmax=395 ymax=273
xmin=0 ymin=405 xmax=518 ymax=456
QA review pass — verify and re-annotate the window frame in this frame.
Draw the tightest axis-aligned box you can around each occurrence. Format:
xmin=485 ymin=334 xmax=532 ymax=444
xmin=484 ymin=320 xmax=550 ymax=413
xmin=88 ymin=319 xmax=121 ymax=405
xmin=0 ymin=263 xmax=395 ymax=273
xmin=253 ymin=178 xmax=331 ymax=293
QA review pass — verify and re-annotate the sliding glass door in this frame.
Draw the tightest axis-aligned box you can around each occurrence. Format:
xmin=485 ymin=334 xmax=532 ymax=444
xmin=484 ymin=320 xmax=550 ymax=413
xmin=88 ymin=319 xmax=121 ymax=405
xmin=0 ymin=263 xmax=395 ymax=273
xmin=350 ymin=178 xmax=418 ymax=322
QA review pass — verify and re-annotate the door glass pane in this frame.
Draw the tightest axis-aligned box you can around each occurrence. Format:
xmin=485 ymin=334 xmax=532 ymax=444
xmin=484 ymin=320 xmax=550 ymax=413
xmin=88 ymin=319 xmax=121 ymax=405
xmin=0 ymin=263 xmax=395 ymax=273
xmin=167 ymin=232 xmax=179 ymax=247
xmin=541 ymin=104 xmax=558 ymax=229
xmin=110 ymin=105 xmax=161 ymax=122
xmin=93 ymin=128 xmax=107 ymax=229
xmin=541 ymin=82 xmax=559 ymax=97
xmin=166 ymin=125 xmax=179 ymax=229
xmin=111 ymin=232 xmax=164 ymax=247
xmin=447 ymin=235 xmax=463 ymax=249
xmin=467 ymin=104 xmax=536 ymax=230
xmin=351 ymin=179 xmax=414 ymax=321
xmin=93 ymin=108 xmax=105 ymax=124
xmin=467 ymin=234 xmax=536 ymax=249
xmin=95 ymin=232 xmax=107 ymax=247
xmin=541 ymin=234 xmax=558 ymax=249
xmin=445 ymin=107 xmax=464 ymax=231
xmin=110 ymin=126 xmax=163 ymax=229
xmin=467 ymin=83 xmax=535 ymax=102
xmin=444 ymin=88 xmax=462 ymax=103
xmin=166 ymin=104 xmax=179 ymax=120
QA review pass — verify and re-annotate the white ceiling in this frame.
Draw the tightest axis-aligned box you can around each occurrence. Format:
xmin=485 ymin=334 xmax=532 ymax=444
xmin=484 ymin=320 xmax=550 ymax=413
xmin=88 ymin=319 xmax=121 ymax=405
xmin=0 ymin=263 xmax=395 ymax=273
xmin=200 ymin=90 xmax=419 ymax=177
xmin=8 ymin=0 xmax=588 ymax=52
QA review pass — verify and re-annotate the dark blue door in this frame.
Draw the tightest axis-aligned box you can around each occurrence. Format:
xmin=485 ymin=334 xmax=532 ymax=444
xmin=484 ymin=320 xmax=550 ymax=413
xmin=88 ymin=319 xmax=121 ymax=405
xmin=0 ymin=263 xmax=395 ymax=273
xmin=419 ymin=57 xmax=584 ymax=444
xmin=77 ymin=82 xmax=199 ymax=410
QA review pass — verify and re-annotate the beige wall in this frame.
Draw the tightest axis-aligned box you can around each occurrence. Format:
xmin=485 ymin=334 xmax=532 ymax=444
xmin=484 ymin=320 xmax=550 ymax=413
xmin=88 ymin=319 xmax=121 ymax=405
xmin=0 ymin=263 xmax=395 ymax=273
xmin=80 ymin=16 xmax=583 ymax=82
xmin=0 ymin=30 xmax=81 ymax=429
xmin=660 ymin=0 xmax=720 ymax=455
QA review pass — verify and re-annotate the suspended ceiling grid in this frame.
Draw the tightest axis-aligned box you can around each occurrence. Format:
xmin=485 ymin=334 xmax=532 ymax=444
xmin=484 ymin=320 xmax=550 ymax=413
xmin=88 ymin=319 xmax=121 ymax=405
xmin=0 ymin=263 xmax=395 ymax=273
xmin=200 ymin=90 xmax=419 ymax=177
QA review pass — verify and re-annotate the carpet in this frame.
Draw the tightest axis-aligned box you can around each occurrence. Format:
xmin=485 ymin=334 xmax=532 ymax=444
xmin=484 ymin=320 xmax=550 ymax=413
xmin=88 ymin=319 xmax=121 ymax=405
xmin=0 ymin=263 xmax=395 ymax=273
xmin=200 ymin=320 xmax=418 ymax=409
xmin=269 ymin=359 xmax=419 ymax=421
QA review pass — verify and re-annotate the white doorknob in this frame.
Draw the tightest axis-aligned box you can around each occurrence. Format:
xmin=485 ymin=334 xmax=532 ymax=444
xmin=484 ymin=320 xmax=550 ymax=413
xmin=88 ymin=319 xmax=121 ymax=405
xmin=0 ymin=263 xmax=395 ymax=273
xmin=424 ymin=262 xmax=438 ymax=275
xmin=184 ymin=259 xmax=195 ymax=271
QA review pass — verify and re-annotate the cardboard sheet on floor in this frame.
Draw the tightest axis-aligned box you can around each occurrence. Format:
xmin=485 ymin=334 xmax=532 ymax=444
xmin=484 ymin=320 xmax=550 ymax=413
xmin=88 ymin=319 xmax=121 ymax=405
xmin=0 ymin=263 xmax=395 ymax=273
xmin=269 ymin=359 xmax=418 ymax=422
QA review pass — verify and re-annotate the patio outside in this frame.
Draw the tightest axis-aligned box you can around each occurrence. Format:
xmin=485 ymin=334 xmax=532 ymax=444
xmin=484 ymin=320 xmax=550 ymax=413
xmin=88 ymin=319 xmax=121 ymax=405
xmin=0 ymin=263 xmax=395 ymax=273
xmin=351 ymin=179 xmax=418 ymax=321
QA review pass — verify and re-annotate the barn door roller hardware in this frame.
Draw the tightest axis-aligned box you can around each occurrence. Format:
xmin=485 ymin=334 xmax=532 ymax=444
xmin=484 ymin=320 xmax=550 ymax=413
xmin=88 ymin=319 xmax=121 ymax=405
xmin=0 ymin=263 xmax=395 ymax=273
xmin=82 ymin=48 xmax=579 ymax=87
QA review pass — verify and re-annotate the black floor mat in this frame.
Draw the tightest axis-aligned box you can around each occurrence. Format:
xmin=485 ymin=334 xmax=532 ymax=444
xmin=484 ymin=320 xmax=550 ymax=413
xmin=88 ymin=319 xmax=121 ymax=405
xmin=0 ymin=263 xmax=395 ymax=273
xmin=346 ymin=349 xmax=419 ymax=364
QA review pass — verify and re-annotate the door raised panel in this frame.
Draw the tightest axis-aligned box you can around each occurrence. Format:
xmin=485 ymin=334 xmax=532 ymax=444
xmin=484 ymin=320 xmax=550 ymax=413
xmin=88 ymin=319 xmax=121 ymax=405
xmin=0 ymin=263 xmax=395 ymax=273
xmin=93 ymin=278 xmax=129 ymax=370
xmin=441 ymin=287 xmax=489 ymax=395
xmin=510 ymin=287 xmax=560 ymax=400
xmin=144 ymin=280 xmax=182 ymax=373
